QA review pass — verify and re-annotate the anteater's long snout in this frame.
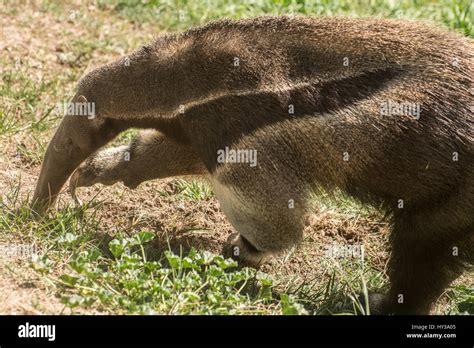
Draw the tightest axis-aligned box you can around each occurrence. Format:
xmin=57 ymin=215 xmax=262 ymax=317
xmin=31 ymin=95 xmax=118 ymax=215
xmin=31 ymin=131 xmax=84 ymax=214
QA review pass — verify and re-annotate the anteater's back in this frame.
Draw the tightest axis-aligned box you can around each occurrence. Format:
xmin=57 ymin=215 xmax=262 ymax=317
xmin=175 ymin=16 xmax=473 ymax=208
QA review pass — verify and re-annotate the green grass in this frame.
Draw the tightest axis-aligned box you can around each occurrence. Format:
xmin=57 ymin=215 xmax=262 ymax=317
xmin=0 ymin=70 xmax=58 ymax=136
xmin=101 ymin=0 xmax=473 ymax=37
xmin=174 ymin=179 xmax=214 ymax=201
xmin=445 ymin=285 xmax=474 ymax=314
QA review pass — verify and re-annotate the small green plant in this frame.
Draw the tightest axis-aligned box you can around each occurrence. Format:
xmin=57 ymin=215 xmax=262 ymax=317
xmin=59 ymin=231 xmax=279 ymax=314
xmin=281 ymin=294 xmax=308 ymax=315
xmin=445 ymin=284 xmax=474 ymax=314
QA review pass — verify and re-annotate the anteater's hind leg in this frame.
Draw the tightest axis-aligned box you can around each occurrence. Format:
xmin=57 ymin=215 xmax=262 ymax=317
xmin=380 ymin=194 xmax=473 ymax=314
xmin=210 ymin=167 xmax=309 ymax=268
xmin=69 ymin=131 xmax=207 ymax=195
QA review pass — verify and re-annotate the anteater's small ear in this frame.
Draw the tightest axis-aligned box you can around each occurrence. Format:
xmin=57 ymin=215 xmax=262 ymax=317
xmin=77 ymin=95 xmax=88 ymax=103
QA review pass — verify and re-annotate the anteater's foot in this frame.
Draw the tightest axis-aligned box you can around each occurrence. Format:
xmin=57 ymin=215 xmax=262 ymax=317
xmin=223 ymin=232 xmax=273 ymax=268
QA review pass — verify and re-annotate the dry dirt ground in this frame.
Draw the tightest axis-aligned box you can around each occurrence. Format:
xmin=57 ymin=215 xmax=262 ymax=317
xmin=0 ymin=1 xmax=472 ymax=314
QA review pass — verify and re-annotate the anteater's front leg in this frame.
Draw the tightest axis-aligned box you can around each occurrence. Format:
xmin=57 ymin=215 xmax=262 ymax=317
xmin=69 ymin=130 xmax=207 ymax=196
